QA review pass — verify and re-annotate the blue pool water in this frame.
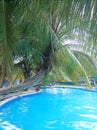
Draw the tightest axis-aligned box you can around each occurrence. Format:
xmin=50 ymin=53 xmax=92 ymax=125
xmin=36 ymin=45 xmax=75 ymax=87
xmin=0 ymin=88 xmax=97 ymax=130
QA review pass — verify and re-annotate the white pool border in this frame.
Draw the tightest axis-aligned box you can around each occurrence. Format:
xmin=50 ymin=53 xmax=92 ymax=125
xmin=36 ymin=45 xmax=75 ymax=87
xmin=0 ymin=85 xmax=96 ymax=107
xmin=0 ymin=89 xmax=42 ymax=107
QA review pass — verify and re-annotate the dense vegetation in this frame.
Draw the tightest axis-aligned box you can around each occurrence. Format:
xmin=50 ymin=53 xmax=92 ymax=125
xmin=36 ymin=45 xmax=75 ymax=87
xmin=0 ymin=0 xmax=97 ymax=88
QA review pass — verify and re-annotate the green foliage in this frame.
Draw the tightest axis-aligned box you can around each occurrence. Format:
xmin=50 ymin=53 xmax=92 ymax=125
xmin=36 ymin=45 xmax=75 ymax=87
xmin=50 ymin=47 xmax=86 ymax=83
xmin=0 ymin=0 xmax=97 ymax=88
xmin=75 ymin=51 xmax=97 ymax=76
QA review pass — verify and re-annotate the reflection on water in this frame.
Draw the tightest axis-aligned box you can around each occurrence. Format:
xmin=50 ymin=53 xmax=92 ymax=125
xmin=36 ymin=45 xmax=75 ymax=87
xmin=1 ymin=88 xmax=97 ymax=130
xmin=0 ymin=121 xmax=22 ymax=130
xmin=46 ymin=87 xmax=71 ymax=95
xmin=46 ymin=120 xmax=58 ymax=129
xmin=46 ymin=88 xmax=59 ymax=94
xmin=74 ymin=122 xmax=97 ymax=130
xmin=83 ymin=106 xmax=95 ymax=109
xmin=80 ymin=114 xmax=97 ymax=119
xmin=46 ymin=120 xmax=97 ymax=130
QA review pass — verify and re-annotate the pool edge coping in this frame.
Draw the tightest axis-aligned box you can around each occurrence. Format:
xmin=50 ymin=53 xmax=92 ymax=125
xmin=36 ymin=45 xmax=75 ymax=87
xmin=0 ymin=89 xmax=42 ymax=107
xmin=0 ymin=86 xmax=97 ymax=107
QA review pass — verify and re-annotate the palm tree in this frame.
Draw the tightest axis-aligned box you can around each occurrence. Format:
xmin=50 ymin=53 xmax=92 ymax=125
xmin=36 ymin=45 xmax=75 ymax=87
xmin=0 ymin=0 xmax=15 ymax=87
xmin=0 ymin=0 xmax=97 ymax=90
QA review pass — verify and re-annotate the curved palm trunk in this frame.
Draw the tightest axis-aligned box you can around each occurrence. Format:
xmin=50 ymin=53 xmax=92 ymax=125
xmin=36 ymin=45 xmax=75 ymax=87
xmin=22 ymin=56 xmax=31 ymax=79
xmin=0 ymin=70 xmax=44 ymax=96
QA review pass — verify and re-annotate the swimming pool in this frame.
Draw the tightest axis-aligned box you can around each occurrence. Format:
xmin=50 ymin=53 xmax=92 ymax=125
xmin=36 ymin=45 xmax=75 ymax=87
xmin=0 ymin=87 xmax=97 ymax=130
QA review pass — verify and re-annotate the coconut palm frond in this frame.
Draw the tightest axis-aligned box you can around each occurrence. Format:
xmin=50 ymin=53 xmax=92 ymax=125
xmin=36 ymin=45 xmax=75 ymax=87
xmin=0 ymin=0 xmax=16 ymax=79
xmin=0 ymin=0 xmax=97 ymax=88
xmin=74 ymin=50 xmax=97 ymax=75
